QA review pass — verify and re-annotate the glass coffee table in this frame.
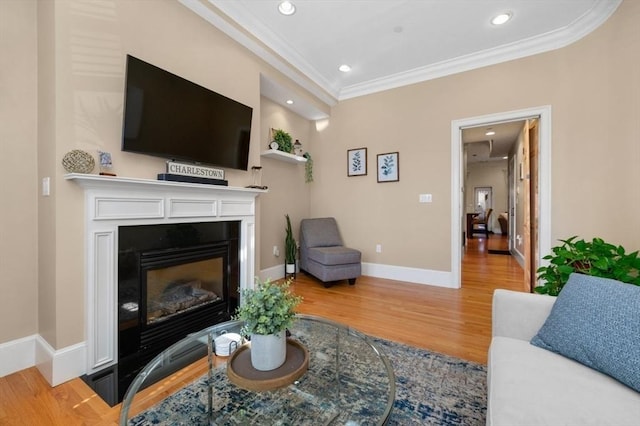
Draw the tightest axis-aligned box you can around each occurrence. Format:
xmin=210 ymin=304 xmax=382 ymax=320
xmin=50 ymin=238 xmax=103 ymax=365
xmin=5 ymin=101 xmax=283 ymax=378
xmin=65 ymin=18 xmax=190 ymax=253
xmin=119 ymin=314 xmax=395 ymax=425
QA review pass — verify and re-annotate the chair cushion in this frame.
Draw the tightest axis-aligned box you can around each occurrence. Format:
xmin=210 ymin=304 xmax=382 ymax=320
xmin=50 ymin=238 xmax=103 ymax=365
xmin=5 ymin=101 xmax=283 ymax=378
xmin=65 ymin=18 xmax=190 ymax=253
xmin=530 ymin=273 xmax=640 ymax=392
xmin=300 ymin=218 xmax=343 ymax=247
xmin=307 ymin=246 xmax=361 ymax=266
xmin=306 ymin=260 xmax=361 ymax=283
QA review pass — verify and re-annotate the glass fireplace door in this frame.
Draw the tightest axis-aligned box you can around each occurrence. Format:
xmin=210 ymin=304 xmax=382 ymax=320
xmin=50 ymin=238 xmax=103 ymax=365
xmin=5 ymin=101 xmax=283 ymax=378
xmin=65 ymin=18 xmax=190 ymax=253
xmin=145 ymin=257 xmax=224 ymax=325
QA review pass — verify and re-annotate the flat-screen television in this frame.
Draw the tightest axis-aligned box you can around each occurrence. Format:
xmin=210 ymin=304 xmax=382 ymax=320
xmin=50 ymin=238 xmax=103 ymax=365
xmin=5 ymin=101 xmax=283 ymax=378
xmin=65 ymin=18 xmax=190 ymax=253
xmin=122 ymin=55 xmax=252 ymax=171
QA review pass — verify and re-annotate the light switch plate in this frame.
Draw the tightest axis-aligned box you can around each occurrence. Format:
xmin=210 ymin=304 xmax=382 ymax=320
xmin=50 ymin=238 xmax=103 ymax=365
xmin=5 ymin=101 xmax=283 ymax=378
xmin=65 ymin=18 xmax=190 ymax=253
xmin=42 ymin=177 xmax=50 ymax=196
xmin=419 ymin=193 xmax=432 ymax=203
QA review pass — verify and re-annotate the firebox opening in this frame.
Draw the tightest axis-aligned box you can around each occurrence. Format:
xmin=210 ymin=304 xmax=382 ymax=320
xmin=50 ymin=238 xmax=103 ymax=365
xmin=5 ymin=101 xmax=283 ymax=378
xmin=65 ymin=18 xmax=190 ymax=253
xmin=145 ymin=257 xmax=223 ymax=325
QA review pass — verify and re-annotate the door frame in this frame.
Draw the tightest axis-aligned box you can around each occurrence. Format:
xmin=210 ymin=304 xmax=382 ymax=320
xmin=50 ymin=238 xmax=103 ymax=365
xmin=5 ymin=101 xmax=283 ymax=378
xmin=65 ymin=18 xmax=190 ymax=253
xmin=509 ymin=155 xmax=517 ymax=251
xmin=451 ymin=106 xmax=552 ymax=288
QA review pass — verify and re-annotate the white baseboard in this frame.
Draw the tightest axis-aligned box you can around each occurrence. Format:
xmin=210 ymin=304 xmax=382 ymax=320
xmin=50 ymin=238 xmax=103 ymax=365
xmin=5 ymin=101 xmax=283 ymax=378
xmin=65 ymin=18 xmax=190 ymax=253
xmin=260 ymin=262 xmax=455 ymax=288
xmin=35 ymin=336 xmax=86 ymax=386
xmin=0 ymin=334 xmax=86 ymax=385
xmin=258 ymin=264 xmax=285 ymax=283
xmin=0 ymin=334 xmax=37 ymax=377
xmin=512 ymin=248 xmax=525 ymax=268
xmin=362 ymin=262 xmax=456 ymax=288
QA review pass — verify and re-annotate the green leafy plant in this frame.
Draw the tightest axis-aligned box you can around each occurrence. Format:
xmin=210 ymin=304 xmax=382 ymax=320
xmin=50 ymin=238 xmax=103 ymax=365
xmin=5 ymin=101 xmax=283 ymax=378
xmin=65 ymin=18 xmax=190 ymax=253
xmin=285 ymin=214 xmax=296 ymax=265
xmin=303 ymin=152 xmax=313 ymax=183
xmin=535 ymin=236 xmax=640 ymax=296
xmin=234 ymin=278 xmax=302 ymax=335
xmin=272 ymin=129 xmax=293 ymax=153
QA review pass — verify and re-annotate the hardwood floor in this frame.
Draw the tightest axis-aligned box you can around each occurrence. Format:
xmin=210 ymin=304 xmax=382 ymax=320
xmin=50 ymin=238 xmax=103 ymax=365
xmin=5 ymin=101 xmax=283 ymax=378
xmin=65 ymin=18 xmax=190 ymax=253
xmin=487 ymin=232 xmax=510 ymax=253
xmin=0 ymin=234 xmax=523 ymax=425
xmin=293 ymin=235 xmax=523 ymax=363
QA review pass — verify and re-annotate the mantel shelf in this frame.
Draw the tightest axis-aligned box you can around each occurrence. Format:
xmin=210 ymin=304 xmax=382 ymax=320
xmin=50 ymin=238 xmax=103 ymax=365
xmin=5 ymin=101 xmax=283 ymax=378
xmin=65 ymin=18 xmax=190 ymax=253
xmin=261 ymin=149 xmax=307 ymax=164
xmin=64 ymin=173 xmax=267 ymax=195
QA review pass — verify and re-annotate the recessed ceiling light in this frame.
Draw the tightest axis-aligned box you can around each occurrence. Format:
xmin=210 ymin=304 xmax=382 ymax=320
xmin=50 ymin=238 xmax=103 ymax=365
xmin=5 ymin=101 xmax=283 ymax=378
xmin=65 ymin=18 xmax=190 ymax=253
xmin=338 ymin=64 xmax=351 ymax=73
xmin=278 ymin=1 xmax=296 ymax=16
xmin=485 ymin=130 xmax=496 ymax=136
xmin=491 ymin=12 xmax=512 ymax=26
xmin=286 ymin=99 xmax=294 ymax=105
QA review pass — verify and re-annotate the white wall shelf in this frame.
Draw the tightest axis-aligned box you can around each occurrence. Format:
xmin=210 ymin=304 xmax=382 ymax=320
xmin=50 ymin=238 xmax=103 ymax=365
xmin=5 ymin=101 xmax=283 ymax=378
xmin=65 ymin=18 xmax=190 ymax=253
xmin=261 ymin=149 xmax=307 ymax=164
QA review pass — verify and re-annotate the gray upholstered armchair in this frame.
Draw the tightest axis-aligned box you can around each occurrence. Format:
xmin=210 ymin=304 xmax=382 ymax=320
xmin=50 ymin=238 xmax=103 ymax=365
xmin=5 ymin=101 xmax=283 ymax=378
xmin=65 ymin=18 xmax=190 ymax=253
xmin=299 ymin=217 xmax=361 ymax=287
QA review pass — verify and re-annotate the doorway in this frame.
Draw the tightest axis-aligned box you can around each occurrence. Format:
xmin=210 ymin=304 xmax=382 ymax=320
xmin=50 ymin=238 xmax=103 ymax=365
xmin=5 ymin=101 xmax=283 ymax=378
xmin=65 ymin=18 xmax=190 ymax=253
xmin=450 ymin=106 xmax=552 ymax=290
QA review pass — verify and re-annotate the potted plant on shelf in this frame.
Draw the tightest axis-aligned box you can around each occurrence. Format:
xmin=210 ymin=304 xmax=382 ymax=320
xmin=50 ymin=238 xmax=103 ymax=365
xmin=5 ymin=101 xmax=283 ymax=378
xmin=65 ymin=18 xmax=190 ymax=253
xmin=285 ymin=214 xmax=297 ymax=275
xmin=535 ymin=236 xmax=640 ymax=296
xmin=272 ymin=128 xmax=293 ymax=153
xmin=234 ymin=278 xmax=302 ymax=371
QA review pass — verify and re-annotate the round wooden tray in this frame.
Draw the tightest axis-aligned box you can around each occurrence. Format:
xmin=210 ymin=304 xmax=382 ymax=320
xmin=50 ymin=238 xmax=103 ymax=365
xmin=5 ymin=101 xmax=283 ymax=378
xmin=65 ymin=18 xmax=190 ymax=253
xmin=226 ymin=339 xmax=309 ymax=392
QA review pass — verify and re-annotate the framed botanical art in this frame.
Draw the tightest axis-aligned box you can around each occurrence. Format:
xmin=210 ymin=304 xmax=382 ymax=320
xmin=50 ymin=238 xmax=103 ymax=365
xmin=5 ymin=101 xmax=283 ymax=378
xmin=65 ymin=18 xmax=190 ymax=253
xmin=377 ymin=152 xmax=399 ymax=182
xmin=347 ymin=148 xmax=367 ymax=176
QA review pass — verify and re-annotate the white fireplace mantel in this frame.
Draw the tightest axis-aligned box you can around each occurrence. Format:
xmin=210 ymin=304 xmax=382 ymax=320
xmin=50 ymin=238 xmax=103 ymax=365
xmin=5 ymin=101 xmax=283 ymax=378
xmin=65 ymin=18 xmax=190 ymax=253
xmin=66 ymin=173 xmax=265 ymax=376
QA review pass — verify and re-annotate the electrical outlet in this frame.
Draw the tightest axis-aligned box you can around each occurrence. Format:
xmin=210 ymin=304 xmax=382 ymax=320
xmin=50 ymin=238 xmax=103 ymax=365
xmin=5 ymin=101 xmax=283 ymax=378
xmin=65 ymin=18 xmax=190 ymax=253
xmin=273 ymin=246 xmax=280 ymax=257
xmin=376 ymin=244 xmax=382 ymax=253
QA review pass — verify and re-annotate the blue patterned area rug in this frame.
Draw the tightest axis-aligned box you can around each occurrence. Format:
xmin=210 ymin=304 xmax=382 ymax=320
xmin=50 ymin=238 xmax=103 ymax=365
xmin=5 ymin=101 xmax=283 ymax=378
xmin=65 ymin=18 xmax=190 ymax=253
xmin=374 ymin=338 xmax=486 ymax=425
xmin=129 ymin=337 xmax=486 ymax=425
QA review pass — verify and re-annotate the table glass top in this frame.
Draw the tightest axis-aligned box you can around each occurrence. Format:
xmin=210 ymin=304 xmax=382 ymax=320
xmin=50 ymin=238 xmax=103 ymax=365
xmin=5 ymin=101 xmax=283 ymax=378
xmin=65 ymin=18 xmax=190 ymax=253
xmin=119 ymin=314 xmax=395 ymax=425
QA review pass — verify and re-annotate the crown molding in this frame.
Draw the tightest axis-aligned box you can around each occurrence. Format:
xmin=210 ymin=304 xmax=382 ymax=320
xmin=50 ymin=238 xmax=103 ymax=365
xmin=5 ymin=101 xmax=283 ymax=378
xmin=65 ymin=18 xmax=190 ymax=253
xmin=339 ymin=0 xmax=622 ymax=100
xmin=207 ymin=0 xmax=342 ymax=99
xmin=179 ymin=0 xmax=338 ymax=107
xmin=183 ymin=0 xmax=621 ymax=103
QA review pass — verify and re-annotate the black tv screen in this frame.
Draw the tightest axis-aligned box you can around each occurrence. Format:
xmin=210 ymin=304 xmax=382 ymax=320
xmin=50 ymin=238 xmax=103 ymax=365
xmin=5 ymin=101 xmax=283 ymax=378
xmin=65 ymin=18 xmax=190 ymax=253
xmin=122 ymin=55 xmax=252 ymax=171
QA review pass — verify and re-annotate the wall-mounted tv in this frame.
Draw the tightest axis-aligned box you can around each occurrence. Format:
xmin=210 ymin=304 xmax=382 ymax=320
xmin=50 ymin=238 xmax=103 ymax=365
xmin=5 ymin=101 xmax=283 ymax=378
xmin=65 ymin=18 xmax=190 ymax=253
xmin=122 ymin=55 xmax=252 ymax=171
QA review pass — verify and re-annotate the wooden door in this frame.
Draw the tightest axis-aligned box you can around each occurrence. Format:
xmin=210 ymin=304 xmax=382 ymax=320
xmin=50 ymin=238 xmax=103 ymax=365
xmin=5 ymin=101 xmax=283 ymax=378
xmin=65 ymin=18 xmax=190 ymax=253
xmin=522 ymin=121 xmax=532 ymax=292
xmin=528 ymin=119 xmax=540 ymax=291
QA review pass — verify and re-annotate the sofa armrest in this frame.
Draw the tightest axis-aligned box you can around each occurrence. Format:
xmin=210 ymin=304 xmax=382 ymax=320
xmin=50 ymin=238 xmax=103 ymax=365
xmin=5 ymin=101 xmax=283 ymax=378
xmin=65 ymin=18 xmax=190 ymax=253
xmin=492 ymin=289 xmax=556 ymax=341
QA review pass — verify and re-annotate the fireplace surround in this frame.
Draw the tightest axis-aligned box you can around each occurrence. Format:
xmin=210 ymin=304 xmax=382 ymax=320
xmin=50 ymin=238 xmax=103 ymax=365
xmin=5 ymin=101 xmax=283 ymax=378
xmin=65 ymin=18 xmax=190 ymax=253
xmin=66 ymin=174 xmax=263 ymax=404
xmin=111 ymin=221 xmax=240 ymax=402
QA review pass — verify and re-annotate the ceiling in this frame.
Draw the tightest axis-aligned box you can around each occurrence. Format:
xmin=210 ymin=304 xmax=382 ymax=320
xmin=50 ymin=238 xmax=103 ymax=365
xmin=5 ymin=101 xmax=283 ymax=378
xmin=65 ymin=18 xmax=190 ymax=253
xmin=463 ymin=120 xmax=525 ymax=163
xmin=181 ymin=0 xmax=620 ymax=118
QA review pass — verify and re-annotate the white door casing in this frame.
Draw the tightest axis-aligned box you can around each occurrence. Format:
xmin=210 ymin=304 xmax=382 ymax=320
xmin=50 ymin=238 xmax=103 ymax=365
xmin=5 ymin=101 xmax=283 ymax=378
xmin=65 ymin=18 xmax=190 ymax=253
xmin=451 ymin=106 xmax=552 ymax=288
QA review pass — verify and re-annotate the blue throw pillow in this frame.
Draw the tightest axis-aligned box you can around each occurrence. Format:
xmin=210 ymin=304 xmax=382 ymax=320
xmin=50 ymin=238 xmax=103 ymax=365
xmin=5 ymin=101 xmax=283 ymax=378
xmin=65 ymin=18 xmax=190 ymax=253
xmin=531 ymin=273 xmax=640 ymax=392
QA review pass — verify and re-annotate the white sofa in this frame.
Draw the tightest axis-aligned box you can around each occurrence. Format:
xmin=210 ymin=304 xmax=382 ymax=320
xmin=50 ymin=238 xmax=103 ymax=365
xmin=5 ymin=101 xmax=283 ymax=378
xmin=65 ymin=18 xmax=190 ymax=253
xmin=487 ymin=289 xmax=640 ymax=426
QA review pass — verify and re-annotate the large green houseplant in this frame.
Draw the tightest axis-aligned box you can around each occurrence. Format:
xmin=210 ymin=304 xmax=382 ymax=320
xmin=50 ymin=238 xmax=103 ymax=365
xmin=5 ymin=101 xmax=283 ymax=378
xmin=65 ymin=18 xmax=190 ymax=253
xmin=234 ymin=278 xmax=302 ymax=370
xmin=535 ymin=236 xmax=640 ymax=296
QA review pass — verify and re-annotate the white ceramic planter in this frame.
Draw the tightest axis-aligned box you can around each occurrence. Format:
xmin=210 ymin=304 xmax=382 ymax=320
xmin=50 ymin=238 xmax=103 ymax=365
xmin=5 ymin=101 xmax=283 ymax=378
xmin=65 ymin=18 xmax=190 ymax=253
xmin=285 ymin=263 xmax=296 ymax=274
xmin=250 ymin=330 xmax=286 ymax=371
